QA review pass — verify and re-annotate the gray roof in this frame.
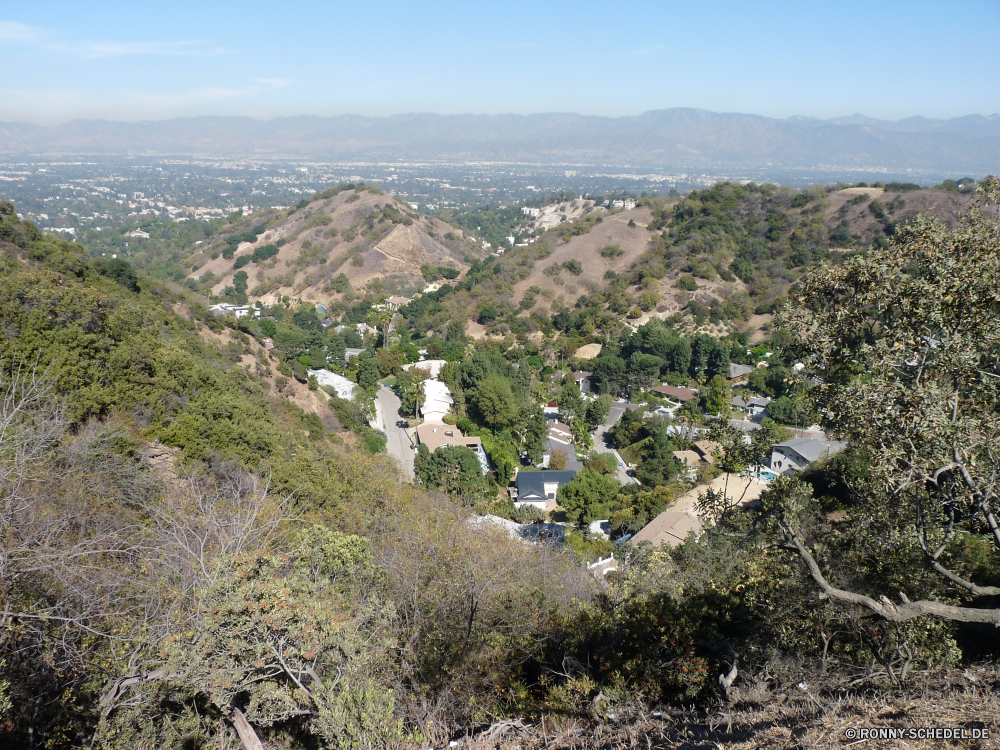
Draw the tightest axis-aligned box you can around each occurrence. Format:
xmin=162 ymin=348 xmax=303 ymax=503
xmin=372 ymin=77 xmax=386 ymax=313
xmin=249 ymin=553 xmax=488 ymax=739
xmin=344 ymin=348 xmax=366 ymax=357
xmin=773 ymin=438 xmax=848 ymax=463
xmin=515 ymin=470 xmax=577 ymax=500
xmin=729 ymin=363 xmax=755 ymax=379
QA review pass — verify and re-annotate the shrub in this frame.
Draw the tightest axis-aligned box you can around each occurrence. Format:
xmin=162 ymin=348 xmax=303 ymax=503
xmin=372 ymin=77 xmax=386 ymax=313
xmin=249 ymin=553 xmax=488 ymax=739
xmin=600 ymin=244 xmax=624 ymax=258
xmin=363 ymin=431 xmax=387 ymax=454
xmin=676 ymin=275 xmax=698 ymax=291
xmin=562 ymin=260 xmax=583 ymax=276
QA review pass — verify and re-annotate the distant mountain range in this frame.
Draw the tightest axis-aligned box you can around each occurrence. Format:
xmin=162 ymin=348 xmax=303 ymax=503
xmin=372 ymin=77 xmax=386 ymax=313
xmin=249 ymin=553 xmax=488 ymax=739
xmin=2 ymin=109 xmax=998 ymax=173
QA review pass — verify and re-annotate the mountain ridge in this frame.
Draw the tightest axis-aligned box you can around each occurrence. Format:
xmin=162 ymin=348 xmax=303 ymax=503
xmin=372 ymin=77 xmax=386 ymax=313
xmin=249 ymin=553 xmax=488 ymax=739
xmin=2 ymin=108 xmax=999 ymax=173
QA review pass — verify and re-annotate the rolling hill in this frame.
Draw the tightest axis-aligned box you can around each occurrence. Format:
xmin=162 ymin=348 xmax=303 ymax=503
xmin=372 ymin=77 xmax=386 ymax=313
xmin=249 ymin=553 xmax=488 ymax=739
xmin=191 ymin=185 xmax=481 ymax=305
xmin=446 ymin=183 xmax=977 ymax=343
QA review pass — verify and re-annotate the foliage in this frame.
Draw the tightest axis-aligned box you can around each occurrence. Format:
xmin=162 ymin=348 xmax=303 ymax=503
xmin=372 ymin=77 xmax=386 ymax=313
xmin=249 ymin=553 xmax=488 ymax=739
xmin=414 ymin=444 xmax=491 ymax=505
xmin=558 ymin=469 xmax=622 ymax=526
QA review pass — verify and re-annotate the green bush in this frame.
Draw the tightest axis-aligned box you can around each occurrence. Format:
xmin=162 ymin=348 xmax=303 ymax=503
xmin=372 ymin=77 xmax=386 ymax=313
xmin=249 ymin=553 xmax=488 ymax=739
xmin=676 ymin=275 xmax=698 ymax=291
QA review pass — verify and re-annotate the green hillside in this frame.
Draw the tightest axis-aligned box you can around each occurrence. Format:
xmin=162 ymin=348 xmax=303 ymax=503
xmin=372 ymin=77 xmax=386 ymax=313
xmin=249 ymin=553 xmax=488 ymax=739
xmin=1 ymin=176 xmax=998 ymax=749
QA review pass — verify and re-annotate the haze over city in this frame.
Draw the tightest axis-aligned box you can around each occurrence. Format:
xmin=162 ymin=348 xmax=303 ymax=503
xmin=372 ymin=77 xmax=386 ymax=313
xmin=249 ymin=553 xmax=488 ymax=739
xmin=3 ymin=0 xmax=999 ymax=123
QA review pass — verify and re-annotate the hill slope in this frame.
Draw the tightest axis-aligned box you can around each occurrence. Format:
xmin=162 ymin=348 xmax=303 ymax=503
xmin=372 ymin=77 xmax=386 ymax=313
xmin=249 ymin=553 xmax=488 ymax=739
xmin=447 ymin=183 xmax=975 ymax=342
xmin=191 ymin=185 xmax=480 ymax=304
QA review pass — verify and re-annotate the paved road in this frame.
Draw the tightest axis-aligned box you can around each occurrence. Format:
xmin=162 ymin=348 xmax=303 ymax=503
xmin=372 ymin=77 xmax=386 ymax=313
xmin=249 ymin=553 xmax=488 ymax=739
xmin=592 ymin=400 xmax=637 ymax=486
xmin=375 ymin=386 xmax=415 ymax=480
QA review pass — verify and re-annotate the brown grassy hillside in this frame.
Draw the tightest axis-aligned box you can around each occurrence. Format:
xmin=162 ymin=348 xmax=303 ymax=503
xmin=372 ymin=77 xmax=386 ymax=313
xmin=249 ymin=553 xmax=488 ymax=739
xmin=190 ymin=187 xmax=481 ymax=305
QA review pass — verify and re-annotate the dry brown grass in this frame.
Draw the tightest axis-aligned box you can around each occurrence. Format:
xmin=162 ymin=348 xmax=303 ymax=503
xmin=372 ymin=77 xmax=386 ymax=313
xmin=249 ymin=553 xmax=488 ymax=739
xmin=458 ymin=668 xmax=1000 ymax=749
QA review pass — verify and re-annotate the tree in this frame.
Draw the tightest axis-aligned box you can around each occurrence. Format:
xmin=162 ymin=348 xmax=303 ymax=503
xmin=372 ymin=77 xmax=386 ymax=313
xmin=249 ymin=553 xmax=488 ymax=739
xmin=152 ymin=529 xmax=407 ymax=750
xmin=610 ymin=486 xmax=674 ymax=535
xmin=395 ymin=367 xmax=428 ymax=418
xmin=326 ymin=333 xmax=346 ymax=371
xmin=584 ymin=394 xmax=612 ymax=431
xmin=591 ymin=355 xmax=628 ymax=397
xmin=414 ymin=444 xmax=490 ymax=504
xmin=343 ymin=329 xmax=364 ymax=348
xmin=477 ymin=305 xmax=498 ymax=324
xmin=627 ymin=352 xmax=662 ymax=396
xmin=293 ymin=307 xmax=321 ymax=331
xmin=472 ymin=373 xmax=518 ymax=428
xmin=765 ymin=395 xmax=794 ymax=424
xmin=445 ymin=320 xmax=466 ymax=343
xmin=558 ymin=469 xmax=622 ymax=526
xmin=705 ymin=341 xmax=730 ymax=379
xmin=705 ymin=374 xmax=731 ymax=416
xmin=356 ymin=351 xmax=381 ymax=393
xmin=708 ymin=180 xmax=1000 ymax=626
xmin=549 ymin=448 xmax=568 ymax=471
xmin=556 ymin=380 xmax=584 ymax=425
xmin=233 ymin=269 xmax=248 ymax=295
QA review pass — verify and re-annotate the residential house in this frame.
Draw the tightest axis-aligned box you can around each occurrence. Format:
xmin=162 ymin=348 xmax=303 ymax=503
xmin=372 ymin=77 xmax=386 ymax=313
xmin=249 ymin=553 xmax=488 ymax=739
xmin=344 ymin=347 xmax=366 ymax=359
xmin=521 ymin=207 xmax=540 ymax=217
xmin=692 ymin=440 xmax=721 ymax=464
xmin=651 ymin=384 xmax=698 ymax=403
xmin=510 ymin=469 xmax=577 ymax=510
xmin=402 ymin=359 xmax=446 ymax=379
xmin=419 ymin=379 xmax=454 ymax=423
xmin=671 ymin=450 xmax=702 ymax=479
xmin=385 ymin=296 xmax=411 ymax=310
xmin=729 ymin=363 xmax=755 ymax=380
xmin=770 ymin=438 xmax=848 ymax=474
xmin=547 ymin=420 xmax=574 ymax=443
xmin=572 ymin=370 xmax=595 ymax=393
xmin=208 ymin=303 xmax=260 ymax=320
xmin=732 ymin=394 xmax=771 ymax=417
xmin=622 ymin=199 xmax=636 ymax=210
xmin=415 ymin=423 xmax=488 ymax=475
xmin=307 ymin=370 xmax=357 ymax=400
xmin=631 ymin=510 xmax=703 ymax=548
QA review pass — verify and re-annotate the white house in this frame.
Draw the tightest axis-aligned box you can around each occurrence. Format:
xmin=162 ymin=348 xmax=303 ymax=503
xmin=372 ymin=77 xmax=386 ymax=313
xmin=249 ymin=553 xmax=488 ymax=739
xmin=510 ymin=470 xmax=577 ymax=510
xmin=771 ymin=438 xmax=847 ymax=474
xmin=419 ymin=379 xmax=454 ymax=423
xmin=208 ymin=303 xmax=260 ymax=320
xmin=521 ymin=207 xmax=540 ymax=217
xmin=307 ymin=370 xmax=358 ymax=400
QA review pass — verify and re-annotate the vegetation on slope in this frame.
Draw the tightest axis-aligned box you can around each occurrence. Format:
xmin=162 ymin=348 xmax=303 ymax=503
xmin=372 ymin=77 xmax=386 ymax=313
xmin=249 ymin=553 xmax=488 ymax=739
xmin=0 ymin=177 xmax=998 ymax=749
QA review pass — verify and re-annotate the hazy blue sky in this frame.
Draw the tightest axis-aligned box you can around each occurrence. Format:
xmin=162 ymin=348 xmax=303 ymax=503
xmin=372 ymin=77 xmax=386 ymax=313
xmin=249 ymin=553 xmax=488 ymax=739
xmin=3 ymin=0 xmax=997 ymax=124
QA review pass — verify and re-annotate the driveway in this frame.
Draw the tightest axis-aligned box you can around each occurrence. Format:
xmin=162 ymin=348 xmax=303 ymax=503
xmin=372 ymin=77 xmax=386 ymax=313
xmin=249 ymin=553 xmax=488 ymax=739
xmin=375 ymin=385 xmax=415 ymax=480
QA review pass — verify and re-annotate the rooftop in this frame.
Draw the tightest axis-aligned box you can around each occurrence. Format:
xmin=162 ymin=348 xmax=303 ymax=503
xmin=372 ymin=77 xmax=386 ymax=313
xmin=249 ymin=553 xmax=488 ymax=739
xmin=415 ymin=423 xmax=483 ymax=453
xmin=651 ymin=384 xmax=698 ymax=402
xmin=774 ymin=437 xmax=848 ymax=463
xmin=632 ymin=511 xmax=703 ymax=548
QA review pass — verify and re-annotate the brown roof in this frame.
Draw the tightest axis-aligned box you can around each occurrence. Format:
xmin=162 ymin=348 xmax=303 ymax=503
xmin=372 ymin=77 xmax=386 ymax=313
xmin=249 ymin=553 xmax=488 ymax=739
xmin=672 ymin=450 xmax=703 ymax=466
xmin=573 ymin=370 xmax=593 ymax=380
xmin=631 ymin=511 xmax=703 ymax=548
xmin=415 ymin=423 xmax=483 ymax=452
xmin=692 ymin=440 xmax=722 ymax=464
xmin=651 ymin=385 xmax=698 ymax=402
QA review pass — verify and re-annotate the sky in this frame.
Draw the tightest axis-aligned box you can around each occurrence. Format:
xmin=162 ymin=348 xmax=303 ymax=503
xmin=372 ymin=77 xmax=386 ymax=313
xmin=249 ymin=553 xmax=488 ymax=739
xmin=2 ymin=0 xmax=998 ymax=125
